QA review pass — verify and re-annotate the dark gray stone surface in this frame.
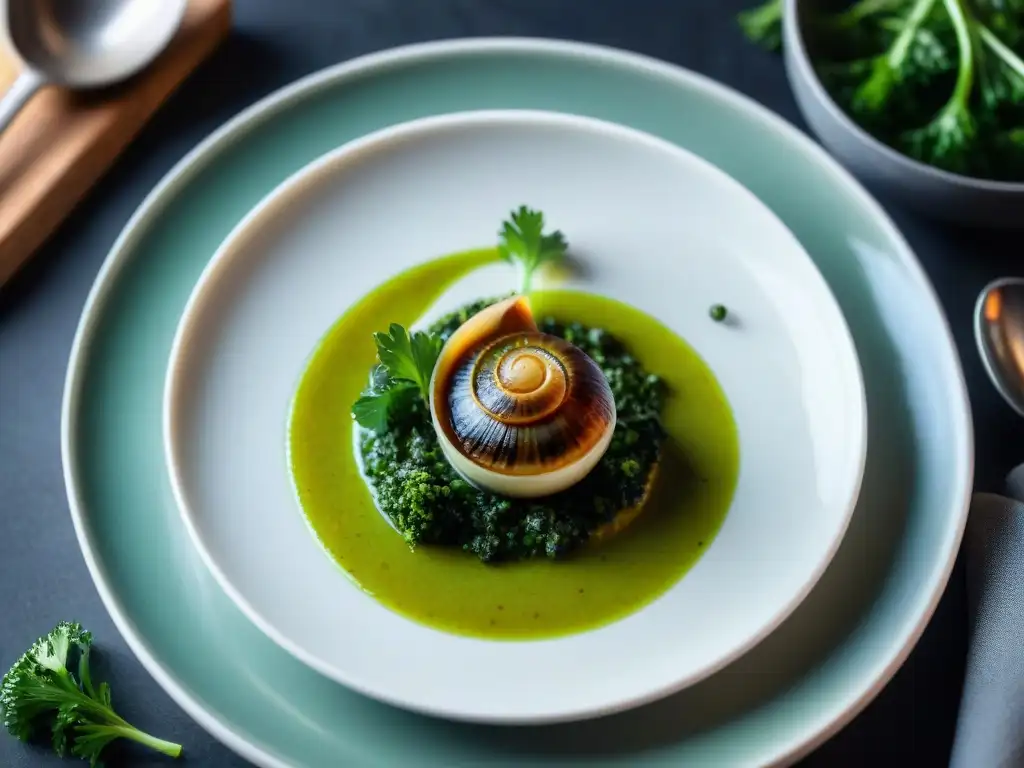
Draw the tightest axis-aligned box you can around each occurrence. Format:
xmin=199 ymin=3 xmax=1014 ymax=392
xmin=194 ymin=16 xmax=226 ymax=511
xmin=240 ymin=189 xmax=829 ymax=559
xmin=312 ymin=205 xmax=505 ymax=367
xmin=1 ymin=1 xmax=1021 ymax=765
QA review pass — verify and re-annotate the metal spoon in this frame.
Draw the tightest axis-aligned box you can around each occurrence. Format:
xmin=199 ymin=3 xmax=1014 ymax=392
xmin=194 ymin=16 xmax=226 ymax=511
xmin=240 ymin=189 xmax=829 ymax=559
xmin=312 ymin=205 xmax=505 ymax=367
xmin=975 ymin=277 xmax=1024 ymax=417
xmin=0 ymin=0 xmax=187 ymax=133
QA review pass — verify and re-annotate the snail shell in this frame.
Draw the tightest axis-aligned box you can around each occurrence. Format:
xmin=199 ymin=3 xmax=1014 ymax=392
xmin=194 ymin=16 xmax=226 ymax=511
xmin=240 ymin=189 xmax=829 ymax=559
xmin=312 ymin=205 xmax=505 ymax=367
xmin=429 ymin=296 xmax=616 ymax=498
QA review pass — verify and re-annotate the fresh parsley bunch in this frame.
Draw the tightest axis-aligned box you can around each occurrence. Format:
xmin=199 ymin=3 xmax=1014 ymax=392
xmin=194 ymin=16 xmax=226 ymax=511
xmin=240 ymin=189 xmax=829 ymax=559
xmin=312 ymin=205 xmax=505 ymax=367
xmin=739 ymin=0 xmax=1024 ymax=181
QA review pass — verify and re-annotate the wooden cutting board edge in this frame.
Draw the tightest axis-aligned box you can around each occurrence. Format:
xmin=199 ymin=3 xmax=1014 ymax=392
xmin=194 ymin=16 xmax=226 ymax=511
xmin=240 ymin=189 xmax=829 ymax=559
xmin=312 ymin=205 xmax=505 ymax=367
xmin=0 ymin=45 xmax=16 ymax=89
xmin=0 ymin=0 xmax=232 ymax=287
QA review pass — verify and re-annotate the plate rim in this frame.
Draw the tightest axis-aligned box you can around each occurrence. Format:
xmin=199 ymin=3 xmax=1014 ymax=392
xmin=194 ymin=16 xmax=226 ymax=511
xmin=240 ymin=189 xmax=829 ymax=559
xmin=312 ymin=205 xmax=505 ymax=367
xmin=160 ymin=107 xmax=870 ymax=724
xmin=60 ymin=36 xmax=973 ymax=768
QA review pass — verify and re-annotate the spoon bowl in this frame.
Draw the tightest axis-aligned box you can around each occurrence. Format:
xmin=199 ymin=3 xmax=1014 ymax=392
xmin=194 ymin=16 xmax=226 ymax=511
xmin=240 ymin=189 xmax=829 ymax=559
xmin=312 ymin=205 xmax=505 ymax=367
xmin=0 ymin=0 xmax=187 ymax=132
xmin=975 ymin=277 xmax=1024 ymax=417
xmin=6 ymin=0 xmax=187 ymax=87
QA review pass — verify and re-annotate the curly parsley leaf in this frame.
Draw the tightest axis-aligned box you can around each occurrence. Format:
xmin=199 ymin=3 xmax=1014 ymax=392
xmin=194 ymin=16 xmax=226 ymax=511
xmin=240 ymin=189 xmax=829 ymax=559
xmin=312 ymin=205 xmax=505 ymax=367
xmin=738 ymin=0 xmax=783 ymax=51
xmin=1 ymin=622 xmax=182 ymax=765
xmin=498 ymin=206 xmax=568 ymax=295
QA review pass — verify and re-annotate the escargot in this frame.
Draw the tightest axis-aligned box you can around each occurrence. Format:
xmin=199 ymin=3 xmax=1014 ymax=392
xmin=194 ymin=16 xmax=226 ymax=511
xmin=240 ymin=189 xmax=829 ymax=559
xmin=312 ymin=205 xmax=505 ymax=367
xmin=429 ymin=296 xmax=616 ymax=498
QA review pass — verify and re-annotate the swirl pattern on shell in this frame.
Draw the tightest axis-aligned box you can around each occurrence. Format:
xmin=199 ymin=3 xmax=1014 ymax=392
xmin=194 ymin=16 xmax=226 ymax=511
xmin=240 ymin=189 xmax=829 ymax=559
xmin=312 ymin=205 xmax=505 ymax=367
xmin=445 ymin=331 xmax=615 ymax=474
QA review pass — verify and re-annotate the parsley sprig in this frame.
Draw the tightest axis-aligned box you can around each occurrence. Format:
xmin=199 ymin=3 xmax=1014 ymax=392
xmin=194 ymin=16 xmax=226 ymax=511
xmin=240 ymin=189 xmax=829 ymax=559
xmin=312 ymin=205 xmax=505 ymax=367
xmin=352 ymin=324 xmax=442 ymax=432
xmin=498 ymin=206 xmax=568 ymax=295
xmin=373 ymin=323 xmax=441 ymax=394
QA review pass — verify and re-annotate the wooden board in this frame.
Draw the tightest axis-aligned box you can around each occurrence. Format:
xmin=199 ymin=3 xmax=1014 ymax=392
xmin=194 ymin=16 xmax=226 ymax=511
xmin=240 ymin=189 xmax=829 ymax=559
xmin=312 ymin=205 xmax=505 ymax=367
xmin=0 ymin=0 xmax=232 ymax=287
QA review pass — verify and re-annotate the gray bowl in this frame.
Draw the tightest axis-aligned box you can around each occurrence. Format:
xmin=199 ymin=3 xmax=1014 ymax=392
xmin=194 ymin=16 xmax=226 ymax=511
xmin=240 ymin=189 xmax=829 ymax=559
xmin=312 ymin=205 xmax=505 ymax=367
xmin=782 ymin=0 xmax=1024 ymax=228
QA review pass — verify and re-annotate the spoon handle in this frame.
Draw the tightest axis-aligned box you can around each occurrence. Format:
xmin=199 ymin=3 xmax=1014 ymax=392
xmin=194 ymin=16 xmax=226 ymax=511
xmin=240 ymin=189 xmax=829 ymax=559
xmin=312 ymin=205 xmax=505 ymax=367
xmin=0 ymin=70 xmax=45 ymax=134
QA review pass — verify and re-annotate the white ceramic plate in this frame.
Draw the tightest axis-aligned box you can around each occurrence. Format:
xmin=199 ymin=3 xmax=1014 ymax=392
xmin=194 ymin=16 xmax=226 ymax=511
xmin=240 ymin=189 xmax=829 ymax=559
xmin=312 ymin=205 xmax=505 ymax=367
xmin=163 ymin=110 xmax=866 ymax=724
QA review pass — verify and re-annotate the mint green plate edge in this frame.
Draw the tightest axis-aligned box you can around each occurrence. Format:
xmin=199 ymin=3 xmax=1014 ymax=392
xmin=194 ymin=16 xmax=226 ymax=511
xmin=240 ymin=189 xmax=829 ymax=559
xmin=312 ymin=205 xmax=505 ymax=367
xmin=60 ymin=38 xmax=973 ymax=767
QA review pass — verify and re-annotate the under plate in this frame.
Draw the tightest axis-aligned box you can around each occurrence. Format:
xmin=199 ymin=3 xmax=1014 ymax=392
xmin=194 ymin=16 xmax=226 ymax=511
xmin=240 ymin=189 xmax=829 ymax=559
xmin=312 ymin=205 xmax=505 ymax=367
xmin=63 ymin=38 xmax=971 ymax=767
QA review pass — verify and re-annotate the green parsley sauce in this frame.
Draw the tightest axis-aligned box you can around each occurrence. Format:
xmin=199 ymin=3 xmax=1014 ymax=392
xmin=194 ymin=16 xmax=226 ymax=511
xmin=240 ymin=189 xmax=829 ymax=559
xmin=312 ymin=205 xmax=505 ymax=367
xmin=288 ymin=248 xmax=740 ymax=640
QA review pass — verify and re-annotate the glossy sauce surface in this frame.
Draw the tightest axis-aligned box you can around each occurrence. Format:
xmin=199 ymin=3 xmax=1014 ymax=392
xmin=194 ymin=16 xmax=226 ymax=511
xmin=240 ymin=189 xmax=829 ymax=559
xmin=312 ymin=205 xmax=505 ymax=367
xmin=288 ymin=250 xmax=740 ymax=639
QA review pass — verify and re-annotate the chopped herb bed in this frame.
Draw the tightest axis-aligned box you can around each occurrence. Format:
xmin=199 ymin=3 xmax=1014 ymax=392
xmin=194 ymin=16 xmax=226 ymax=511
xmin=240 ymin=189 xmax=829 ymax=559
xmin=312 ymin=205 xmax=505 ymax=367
xmin=359 ymin=297 xmax=666 ymax=563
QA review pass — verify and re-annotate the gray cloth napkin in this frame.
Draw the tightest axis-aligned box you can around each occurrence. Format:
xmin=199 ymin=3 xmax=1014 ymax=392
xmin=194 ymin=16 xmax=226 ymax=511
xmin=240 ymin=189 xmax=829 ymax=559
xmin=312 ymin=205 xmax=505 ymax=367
xmin=950 ymin=465 xmax=1024 ymax=768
